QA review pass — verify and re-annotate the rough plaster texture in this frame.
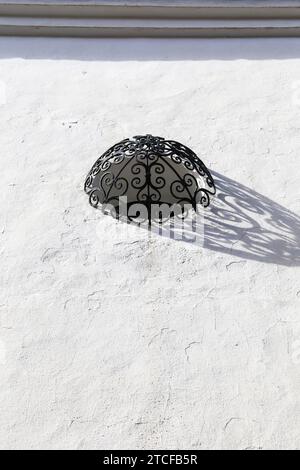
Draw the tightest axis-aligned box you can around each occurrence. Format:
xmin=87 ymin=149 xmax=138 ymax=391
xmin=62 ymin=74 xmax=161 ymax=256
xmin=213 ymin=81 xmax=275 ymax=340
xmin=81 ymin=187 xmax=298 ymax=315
xmin=0 ymin=37 xmax=300 ymax=450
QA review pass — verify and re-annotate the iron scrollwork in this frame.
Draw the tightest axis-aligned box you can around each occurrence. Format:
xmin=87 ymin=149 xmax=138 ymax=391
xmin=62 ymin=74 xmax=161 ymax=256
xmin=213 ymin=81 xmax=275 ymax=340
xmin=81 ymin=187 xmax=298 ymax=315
xmin=84 ymin=134 xmax=216 ymax=223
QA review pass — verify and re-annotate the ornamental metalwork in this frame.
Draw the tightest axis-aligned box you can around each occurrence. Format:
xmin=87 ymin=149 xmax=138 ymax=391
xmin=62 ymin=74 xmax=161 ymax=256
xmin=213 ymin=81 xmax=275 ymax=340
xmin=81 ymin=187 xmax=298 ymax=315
xmin=84 ymin=134 xmax=216 ymax=224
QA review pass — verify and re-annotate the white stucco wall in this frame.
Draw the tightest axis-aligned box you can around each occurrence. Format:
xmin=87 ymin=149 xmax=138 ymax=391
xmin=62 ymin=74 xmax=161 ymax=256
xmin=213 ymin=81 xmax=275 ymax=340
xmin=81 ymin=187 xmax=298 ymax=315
xmin=0 ymin=36 xmax=300 ymax=450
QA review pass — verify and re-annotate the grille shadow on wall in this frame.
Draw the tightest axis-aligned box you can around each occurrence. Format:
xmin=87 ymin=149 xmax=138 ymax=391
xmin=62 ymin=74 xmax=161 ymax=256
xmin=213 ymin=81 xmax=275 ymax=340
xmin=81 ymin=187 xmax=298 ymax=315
xmin=172 ymin=171 xmax=300 ymax=267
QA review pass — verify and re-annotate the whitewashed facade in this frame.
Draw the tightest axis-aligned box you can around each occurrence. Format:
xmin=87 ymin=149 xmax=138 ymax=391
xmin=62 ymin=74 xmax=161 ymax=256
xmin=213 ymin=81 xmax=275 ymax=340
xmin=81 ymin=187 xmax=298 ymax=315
xmin=0 ymin=0 xmax=300 ymax=450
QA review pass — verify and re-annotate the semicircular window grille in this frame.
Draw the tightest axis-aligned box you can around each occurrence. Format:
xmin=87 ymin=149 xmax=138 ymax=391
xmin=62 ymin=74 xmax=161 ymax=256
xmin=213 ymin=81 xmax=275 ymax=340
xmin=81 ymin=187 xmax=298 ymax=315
xmin=84 ymin=134 xmax=216 ymax=224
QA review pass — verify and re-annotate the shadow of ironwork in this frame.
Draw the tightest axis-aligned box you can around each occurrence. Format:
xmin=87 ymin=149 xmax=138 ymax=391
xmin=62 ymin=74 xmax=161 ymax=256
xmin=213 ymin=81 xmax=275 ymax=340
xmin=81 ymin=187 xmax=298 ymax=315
xmin=197 ymin=171 xmax=300 ymax=266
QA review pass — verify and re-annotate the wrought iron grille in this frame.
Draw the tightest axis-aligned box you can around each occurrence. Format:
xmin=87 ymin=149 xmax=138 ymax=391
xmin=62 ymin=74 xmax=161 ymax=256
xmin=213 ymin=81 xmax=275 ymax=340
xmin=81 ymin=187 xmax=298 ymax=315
xmin=84 ymin=134 xmax=216 ymax=224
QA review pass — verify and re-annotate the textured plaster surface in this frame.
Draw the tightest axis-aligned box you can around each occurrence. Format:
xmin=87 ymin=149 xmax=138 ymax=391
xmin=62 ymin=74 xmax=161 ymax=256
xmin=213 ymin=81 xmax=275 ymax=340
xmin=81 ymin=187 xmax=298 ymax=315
xmin=0 ymin=37 xmax=300 ymax=450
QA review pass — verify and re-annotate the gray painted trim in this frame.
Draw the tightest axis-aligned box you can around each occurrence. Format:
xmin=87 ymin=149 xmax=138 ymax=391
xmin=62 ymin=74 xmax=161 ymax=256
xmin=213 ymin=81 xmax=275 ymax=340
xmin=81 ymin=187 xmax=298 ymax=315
xmin=1 ymin=1 xmax=300 ymax=38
